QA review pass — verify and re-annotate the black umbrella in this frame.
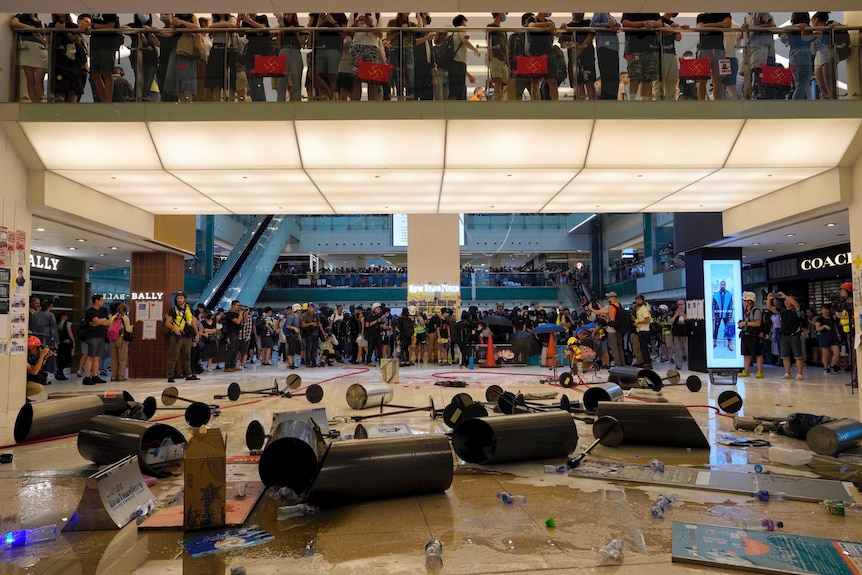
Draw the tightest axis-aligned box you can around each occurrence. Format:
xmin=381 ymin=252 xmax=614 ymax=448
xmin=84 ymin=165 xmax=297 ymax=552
xmin=510 ymin=331 xmax=541 ymax=356
xmin=485 ymin=315 xmax=513 ymax=328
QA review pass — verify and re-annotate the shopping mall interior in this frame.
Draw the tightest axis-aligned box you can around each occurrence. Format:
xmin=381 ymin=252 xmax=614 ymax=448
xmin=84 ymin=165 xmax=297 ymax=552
xmin=1 ymin=4 xmax=862 ymax=574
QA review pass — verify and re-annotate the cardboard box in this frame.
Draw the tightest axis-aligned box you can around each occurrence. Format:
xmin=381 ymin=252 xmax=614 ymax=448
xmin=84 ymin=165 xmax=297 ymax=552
xmin=183 ymin=427 xmax=226 ymax=530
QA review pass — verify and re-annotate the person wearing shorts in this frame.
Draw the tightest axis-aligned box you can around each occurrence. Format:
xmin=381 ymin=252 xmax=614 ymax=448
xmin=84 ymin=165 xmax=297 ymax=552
xmin=83 ymin=294 xmax=110 ymax=385
xmin=815 ymin=303 xmax=842 ymax=373
xmin=767 ymin=292 xmax=805 ymax=380
xmin=312 ymin=13 xmax=347 ymax=100
xmin=695 ymin=13 xmax=731 ymax=100
xmin=621 ymin=13 xmax=661 ymax=99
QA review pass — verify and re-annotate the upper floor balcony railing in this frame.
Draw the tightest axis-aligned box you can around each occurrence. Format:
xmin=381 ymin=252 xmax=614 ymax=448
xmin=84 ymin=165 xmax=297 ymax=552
xmin=11 ymin=16 xmax=861 ymax=104
xmin=261 ymin=269 xmax=566 ymax=289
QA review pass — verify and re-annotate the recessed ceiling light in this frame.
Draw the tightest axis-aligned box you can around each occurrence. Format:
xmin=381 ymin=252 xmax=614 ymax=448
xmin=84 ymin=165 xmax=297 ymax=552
xmin=742 ymin=255 xmax=747 ymax=258
xmin=110 ymin=246 xmax=118 ymax=250
xmin=797 ymin=242 xmax=806 ymax=246
xmin=125 ymin=259 xmax=130 ymax=263
xmin=88 ymin=266 xmax=94 ymax=270
xmin=76 ymin=238 xmax=86 ymax=242
xmin=99 ymin=253 xmax=106 ymax=257
xmin=826 ymin=223 xmax=836 ymax=227
xmin=752 ymin=242 xmax=760 ymax=246
xmin=68 ymin=247 xmax=76 ymax=250
xmin=767 ymin=249 xmax=774 ymax=252
xmin=785 ymin=233 xmax=795 ymax=237
xmin=35 ymin=227 xmax=45 ymax=232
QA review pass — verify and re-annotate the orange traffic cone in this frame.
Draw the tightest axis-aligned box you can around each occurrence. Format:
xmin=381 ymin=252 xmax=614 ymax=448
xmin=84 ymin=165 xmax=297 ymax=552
xmin=546 ymin=334 xmax=557 ymax=368
xmin=483 ymin=333 xmax=500 ymax=368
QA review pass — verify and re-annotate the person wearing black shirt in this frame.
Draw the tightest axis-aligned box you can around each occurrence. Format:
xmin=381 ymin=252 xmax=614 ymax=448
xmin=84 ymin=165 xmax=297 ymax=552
xmin=222 ymin=299 xmax=245 ymax=372
xmin=240 ymin=13 xmax=272 ymax=101
xmin=767 ymin=292 xmax=804 ymax=380
xmin=311 ymin=13 xmax=348 ymax=101
xmin=301 ymin=302 xmax=323 ymax=367
xmin=695 ymin=13 xmax=731 ymax=100
xmin=527 ymin=13 xmax=558 ymax=100
xmin=815 ymin=303 xmax=842 ymax=374
xmin=561 ymin=13 xmax=596 ymax=100
xmin=364 ymin=303 xmax=382 ymax=364
xmin=655 ymin=13 xmax=687 ymax=100
xmin=621 ymin=13 xmax=662 ymax=100
xmin=82 ymin=294 xmax=110 ymax=385
xmin=89 ymin=13 xmax=122 ymax=103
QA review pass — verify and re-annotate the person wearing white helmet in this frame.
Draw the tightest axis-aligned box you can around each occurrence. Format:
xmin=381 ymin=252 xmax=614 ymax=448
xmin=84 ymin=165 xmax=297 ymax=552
xmin=738 ymin=291 xmax=764 ymax=378
xmin=282 ymin=303 xmax=302 ymax=369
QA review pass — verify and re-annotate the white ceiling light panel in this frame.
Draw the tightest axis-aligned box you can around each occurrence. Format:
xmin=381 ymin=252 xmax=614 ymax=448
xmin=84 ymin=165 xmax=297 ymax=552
xmin=149 ymin=121 xmax=301 ymax=170
xmin=307 ymin=169 xmax=441 ymax=213
xmin=544 ymin=169 xmax=714 ymax=212
xmin=172 ymin=170 xmax=332 ymax=214
xmin=586 ymin=119 xmax=744 ymax=168
xmin=296 ymin=120 xmax=446 ymax=169
xmin=445 ymin=120 xmax=592 ymax=169
xmin=440 ymin=169 xmax=577 ymax=212
xmin=53 ymin=169 xmax=227 ymax=214
xmin=650 ymin=167 xmax=828 ymax=211
xmin=726 ymin=119 xmax=862 ymax=168
xmin=22 ymin=123 xmax=161 ymax=170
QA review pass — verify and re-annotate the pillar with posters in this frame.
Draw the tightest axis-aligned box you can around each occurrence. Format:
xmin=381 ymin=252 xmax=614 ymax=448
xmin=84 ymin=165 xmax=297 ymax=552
xmin=406 ymin=214 xmax=461 ymax=315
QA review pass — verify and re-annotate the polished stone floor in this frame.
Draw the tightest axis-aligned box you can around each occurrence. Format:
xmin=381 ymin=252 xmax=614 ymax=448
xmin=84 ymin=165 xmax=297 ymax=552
xmin=1 ymin=357 xmax=861 ymax=575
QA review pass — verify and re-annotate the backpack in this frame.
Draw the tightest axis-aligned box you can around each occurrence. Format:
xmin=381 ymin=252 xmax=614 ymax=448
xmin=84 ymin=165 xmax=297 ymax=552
xmin=106 ymin=315 xmax=123 ymax=341
xmin=436 ymin=34 xmax=456 ymax=69
xmin=610 ymin=303 xmax=634 ymax=333
xmin=77 ymin=317 xmax=88 ymax=340
xmin=828 ymin=22 xmax=851 ymax=61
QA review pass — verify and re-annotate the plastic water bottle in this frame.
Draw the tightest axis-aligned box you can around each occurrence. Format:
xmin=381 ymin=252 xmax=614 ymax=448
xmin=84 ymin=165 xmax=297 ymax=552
xmin=276 ymin=503 xmax=319 ymax=520
xmin=135 ymin=498 xmax=156 ymax=517
xmin=650 ymin=493 xmax=677 ymax=518
xmin=742 ymin=518 xmax=784 ymax=531
xmin=768 ymin=446 xmax=813 ymax=466
xmin=469 ymin=356 xmax=474 ymax=370
xmin=750 ymin=490 xmax=789 ymax=502
xmin=497 ymin=492 xmax=527 ymax=506
xmin=597 ymin=538 xmax=624 ymax=563
xmin=425 ymin=538 xmax=442 ymax=561
xmin=822 ymin=500 xmax=862 ymax=516
xmin=3 ymin=524 xmax=58 ymax=548
xmin=544 ymin=464 xmax=567 ymax=473
xmin=649 ymin=459 xmax=665 ymax=473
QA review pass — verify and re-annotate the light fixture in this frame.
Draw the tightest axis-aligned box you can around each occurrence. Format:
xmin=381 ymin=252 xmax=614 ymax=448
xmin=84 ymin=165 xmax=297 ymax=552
xmin=752 ymin=242 xmax=760 ymax=246
xmin=797 ymin=242 xmax=806 ymax=246
xmin=35 ymin=227 xmax=45 ymax=232
xmin=767 ymin=249 xmax=774 ymax=252
xmin=125 ymin=259 xmax=130 ymax=263
xmin=76 ymin=238 xmax=86 ymax=242
xmin=826 ymin=223 xmax=836 ymax=227
xmin=99 ymin=254 xmax=106 ymax=257
xmin=88 ymin=266 xmax=94 ymax=270
xmin=568 ymin=214 xmax=597 ymax=234
xmin=785 ymin=233 xmax=795 ymax=237
xmin=110 ymin=246 xmax=118 ymax=250
xmin=68 ymin=247 xmax=76 ymax=250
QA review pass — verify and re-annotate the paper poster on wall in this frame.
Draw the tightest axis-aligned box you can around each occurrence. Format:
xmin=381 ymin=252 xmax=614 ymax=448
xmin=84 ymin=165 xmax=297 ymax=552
xmin=136 ymin=301 xmax=149 ymax=321
xmin=148 ymin=301 xmax=163 ymax=321
xmin=0 ymin=315 xmax=7 ymax=338
xmin=142 ymin=320 xmax=157 ymax=340
xmin=0 ymin=341 xmax=9 ymax=356
xmin=704 ymin=259 xmax=743 ymax=369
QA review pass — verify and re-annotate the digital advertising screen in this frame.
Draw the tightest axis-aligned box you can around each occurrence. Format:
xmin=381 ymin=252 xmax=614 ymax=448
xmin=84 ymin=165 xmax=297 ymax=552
xmin=703 ymin=259 xmax=743 ymax=369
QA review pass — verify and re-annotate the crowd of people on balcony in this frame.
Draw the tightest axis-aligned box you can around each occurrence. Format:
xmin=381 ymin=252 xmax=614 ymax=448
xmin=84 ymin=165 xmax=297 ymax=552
xmin=11 ymin=11 xmax=850 ymax=103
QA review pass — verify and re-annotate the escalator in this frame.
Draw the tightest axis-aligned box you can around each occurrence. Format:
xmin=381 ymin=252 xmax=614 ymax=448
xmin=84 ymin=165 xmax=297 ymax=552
xmin=200 ymin=215 xmax=293 ymax=311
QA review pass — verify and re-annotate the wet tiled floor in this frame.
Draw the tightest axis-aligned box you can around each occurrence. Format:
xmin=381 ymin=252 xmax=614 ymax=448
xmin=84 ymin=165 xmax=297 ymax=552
xmin=0 ymin=359 xmax=861 ymax=574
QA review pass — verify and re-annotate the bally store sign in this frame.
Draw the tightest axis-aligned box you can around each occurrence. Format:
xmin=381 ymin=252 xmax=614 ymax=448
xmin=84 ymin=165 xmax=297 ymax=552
xmin=29 ymin=251 xmax=85 ymax=277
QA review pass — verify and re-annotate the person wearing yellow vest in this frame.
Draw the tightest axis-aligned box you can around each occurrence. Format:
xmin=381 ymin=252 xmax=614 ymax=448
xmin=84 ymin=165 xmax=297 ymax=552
xmin=166 ymin=291 xmax=199 ymax=383
xmin=835 ymin=282 xmax=853 ymax=337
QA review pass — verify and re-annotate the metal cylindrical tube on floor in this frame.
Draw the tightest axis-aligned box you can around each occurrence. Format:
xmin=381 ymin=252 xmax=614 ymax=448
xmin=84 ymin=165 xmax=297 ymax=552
xmin=582 ymin=383 xmax=625 ymax=411
xmin=595 ymin=402 xmax=710 ymax=449
xmin=258 ymin=418 xmax=321 ymax=490
xmin=806 ymin=418 xmax=862 ymax=456
xmin=608 ymin=366 xmax=662 ymax=391
xmin=345 ymin=383 xmax=395 ymax=410
xmin=451 ymin=411 xmax=579 ymax=465
xmin=15 ymin=395 xmax=109 ymax=443
xmin=77 ymin=415 xmax=186 ymax=477
xmin=306 ymin=434 xmax=453 ymax=506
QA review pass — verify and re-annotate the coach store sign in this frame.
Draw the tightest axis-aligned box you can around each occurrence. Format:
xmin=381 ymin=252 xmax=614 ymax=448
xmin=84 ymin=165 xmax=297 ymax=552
xmin=767 ymin=244 xmax=851 ymax=280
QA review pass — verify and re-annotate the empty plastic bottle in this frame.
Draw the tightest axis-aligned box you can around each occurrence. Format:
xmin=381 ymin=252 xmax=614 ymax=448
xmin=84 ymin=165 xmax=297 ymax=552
xmin=497 ymin=492 xmax=527 ymax=506
xmin=649 ymin=459 xmax=665 ymax=473
xmin=597 ymin=539 xmax=624 ymax=563
xmin=544 ymin=464 xmax=567 ymax=473
xmin=768 ymin=446 xmax=813 ymax=466
xmin=742 ymin=518 xmax=784 ymax=531
xmin=822 ymin=500 xmax=862 ymax=516
xmin=751 ymin=490 xmax=789 ymax=502
xmin=276 ymin=503 xmax=319 ymax=520
xmin=650 ymin=493 xmax=677 ymax=518
xmin=425 ymin=538 xmax=442 ymax=560
xmin=135 ymin=498 xmax=156 ymax=517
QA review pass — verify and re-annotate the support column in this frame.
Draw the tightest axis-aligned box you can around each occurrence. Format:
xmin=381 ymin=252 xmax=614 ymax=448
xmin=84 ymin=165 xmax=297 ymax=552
xmin=848 ymin=157 xmax=862 ymax=396
xmin=128 ymin=252 xmax=185 ymax=379
xmin=845 ymin=13 xmax=861 ymax=99
xmin=406 ymin=215 xmax=461 ymax=311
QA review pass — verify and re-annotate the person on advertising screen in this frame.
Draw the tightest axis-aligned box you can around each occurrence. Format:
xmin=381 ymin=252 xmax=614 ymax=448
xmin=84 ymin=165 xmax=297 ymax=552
xmin=713 ymin=279 xmax=734 ymax=351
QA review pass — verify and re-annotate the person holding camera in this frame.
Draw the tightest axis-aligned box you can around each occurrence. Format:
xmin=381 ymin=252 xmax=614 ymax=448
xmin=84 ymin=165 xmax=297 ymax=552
xmin=26 ymin=335 xmax=53 ymax=396
xmin=222 ymin=300 xmax=244 ymax=372
xmin=166 ymin=291 xmax=199 ymax=383
xmin=766 ymin=291 xmax=804 ymax=380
